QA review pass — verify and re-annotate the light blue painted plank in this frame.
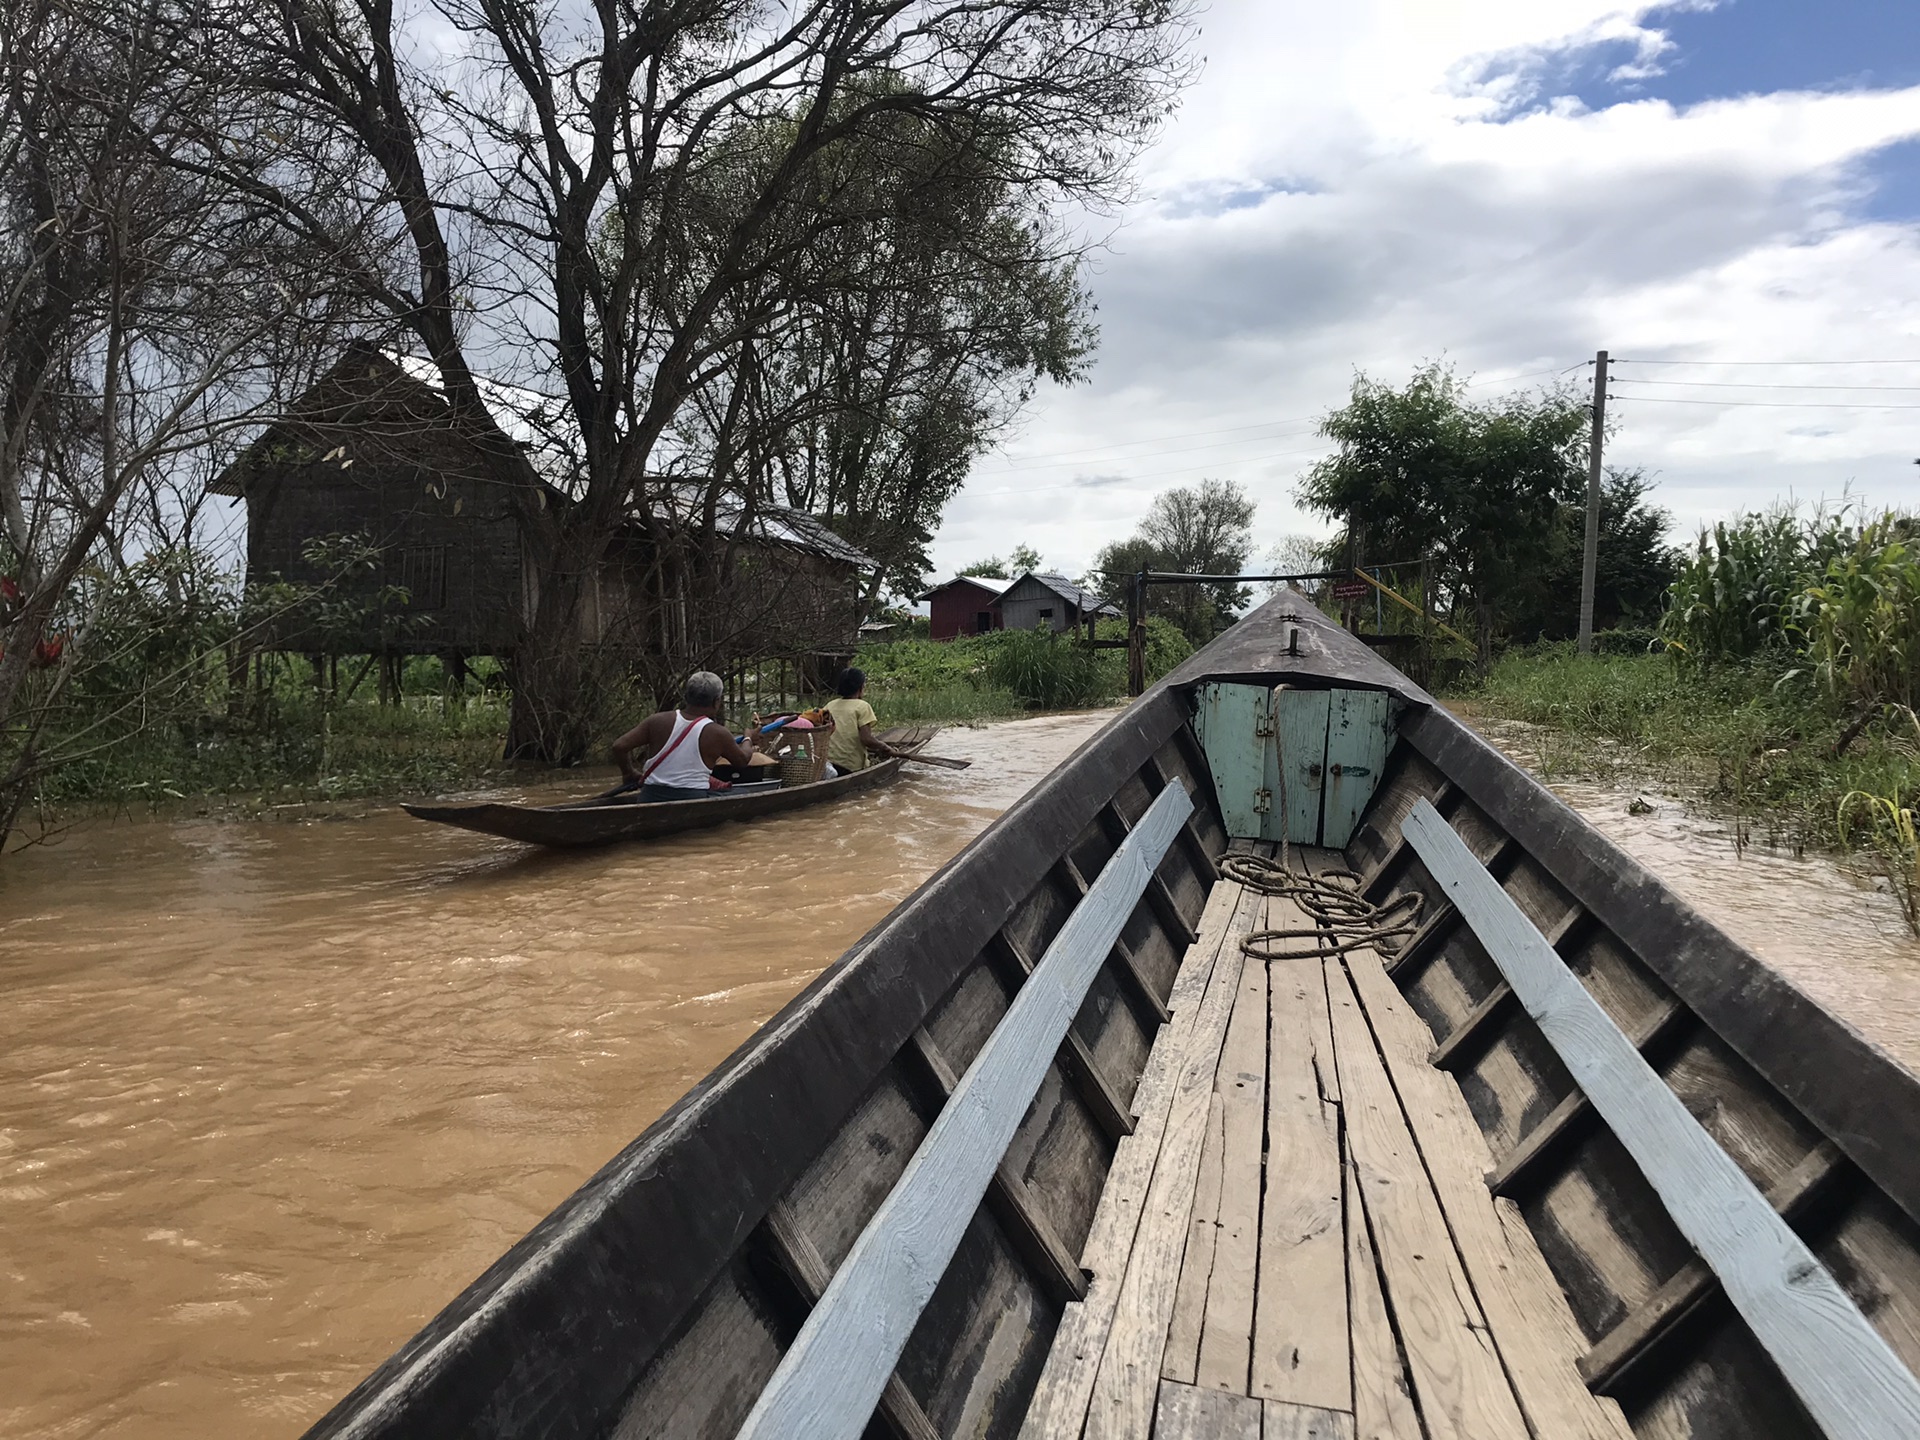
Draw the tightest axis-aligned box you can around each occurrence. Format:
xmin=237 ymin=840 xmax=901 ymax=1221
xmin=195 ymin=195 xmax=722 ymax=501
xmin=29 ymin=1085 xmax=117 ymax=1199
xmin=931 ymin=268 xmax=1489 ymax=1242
xmin=1401 ymin=799 xmax=1920 ymax=1440
xmin=1322 ymin=689 xmax=1392 ymax=850
xmin=735 ymin=783 xmax=1195 ymax=1440
xmin=1195 ymin=683 xmax=1270 ymax=840
xmin=1271 ymin=687 xmax=1331 ymax=845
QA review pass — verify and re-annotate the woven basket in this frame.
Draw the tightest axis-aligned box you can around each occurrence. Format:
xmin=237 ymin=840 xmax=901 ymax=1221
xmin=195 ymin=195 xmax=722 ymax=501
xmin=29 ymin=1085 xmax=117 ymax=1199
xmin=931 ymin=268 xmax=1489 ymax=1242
xmin=764 ymin=718 xmax=833 ymax=787
xmin=778 ymin=752 xmax=815 ymax=788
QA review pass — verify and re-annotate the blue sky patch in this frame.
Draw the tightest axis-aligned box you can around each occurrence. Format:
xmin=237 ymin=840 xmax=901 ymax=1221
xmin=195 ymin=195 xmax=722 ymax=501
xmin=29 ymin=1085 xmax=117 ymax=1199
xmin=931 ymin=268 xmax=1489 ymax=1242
xmin=1479 ymin=1 xmax=1920 ymax=108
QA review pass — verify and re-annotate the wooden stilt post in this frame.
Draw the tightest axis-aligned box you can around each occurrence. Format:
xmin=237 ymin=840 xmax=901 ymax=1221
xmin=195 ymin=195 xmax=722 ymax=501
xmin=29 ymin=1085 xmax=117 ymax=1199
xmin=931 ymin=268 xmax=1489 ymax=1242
xmin=1127 ymin=571 xmax=1147 ymax=697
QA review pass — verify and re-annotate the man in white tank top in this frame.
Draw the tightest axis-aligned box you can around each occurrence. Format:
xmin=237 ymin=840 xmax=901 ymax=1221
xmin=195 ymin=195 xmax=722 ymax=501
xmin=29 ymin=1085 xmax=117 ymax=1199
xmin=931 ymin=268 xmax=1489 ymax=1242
xmin=609 ymin=672 xmax=759 ymax=802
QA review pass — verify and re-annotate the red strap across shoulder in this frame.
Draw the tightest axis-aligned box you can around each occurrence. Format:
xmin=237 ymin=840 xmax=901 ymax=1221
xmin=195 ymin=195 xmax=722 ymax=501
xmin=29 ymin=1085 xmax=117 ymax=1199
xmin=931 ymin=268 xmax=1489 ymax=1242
xmin=640 ymin=714 xmax=703 ymax=783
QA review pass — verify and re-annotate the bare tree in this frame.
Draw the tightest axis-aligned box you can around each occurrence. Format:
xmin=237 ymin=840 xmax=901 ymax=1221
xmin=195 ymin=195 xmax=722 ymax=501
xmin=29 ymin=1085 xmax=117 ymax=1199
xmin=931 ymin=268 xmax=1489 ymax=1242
xmin=203 ymin=0 xmax=1195 ymax=759
xmin=0 ymin=0 xmax=374 ymax=840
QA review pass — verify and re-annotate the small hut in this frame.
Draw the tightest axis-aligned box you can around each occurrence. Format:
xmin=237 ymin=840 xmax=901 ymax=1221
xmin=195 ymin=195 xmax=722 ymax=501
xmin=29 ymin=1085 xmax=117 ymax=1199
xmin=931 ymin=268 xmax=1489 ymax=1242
xmin=914 ymin=573 xmax=1011 ymax=641
xmin=995 ymin=572 xmax=1122 ymax=639
xmin=210 ymin=346 xmax=875 ymax=684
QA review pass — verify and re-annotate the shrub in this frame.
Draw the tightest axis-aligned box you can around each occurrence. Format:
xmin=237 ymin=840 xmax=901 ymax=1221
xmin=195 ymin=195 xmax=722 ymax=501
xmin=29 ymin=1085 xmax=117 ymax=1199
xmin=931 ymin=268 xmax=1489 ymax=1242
xmin=982 ymin=626 xmax=1120 ymax=709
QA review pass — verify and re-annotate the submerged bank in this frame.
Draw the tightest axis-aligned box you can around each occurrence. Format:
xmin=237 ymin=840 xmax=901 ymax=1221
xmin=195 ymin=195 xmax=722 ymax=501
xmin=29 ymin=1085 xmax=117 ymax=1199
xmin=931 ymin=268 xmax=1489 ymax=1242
xmin=1451 ymin=648 xmax=1920 ymax=930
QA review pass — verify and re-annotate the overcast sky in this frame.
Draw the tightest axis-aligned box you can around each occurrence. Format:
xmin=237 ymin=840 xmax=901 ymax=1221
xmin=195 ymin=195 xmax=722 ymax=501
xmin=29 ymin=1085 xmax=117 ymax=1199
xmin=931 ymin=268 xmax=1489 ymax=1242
xmin=927 ymin=0 xmax=1920 ymax=582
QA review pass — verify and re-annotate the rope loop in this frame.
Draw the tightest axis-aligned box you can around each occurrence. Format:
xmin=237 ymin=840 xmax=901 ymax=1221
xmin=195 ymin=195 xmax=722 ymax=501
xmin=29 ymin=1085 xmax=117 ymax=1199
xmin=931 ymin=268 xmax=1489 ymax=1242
xmin=1220 ymin=852 xmax=1424 ymax=962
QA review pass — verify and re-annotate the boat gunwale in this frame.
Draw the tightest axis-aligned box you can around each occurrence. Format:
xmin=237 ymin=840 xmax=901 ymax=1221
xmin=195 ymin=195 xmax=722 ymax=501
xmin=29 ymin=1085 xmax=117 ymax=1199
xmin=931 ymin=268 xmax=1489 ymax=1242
xmin=303 ymin=688 xmax=1195 ymax=1440
xmin=1399 ymin=703 xmax=1920 ymax=1230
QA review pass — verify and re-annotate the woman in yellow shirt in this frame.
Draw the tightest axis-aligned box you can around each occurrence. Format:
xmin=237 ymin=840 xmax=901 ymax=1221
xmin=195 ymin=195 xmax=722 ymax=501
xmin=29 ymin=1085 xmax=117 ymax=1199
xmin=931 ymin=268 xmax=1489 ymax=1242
xmin=822 ymin=667 xmax=898 ymax=775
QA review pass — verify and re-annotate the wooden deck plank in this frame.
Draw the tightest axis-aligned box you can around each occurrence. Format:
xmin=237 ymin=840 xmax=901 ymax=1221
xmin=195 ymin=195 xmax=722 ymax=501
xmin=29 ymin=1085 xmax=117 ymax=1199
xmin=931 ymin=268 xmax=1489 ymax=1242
xmin=1338 ymin=944 xmax=1633 ymax=1440
xmin=1196 ymin=947 xmax=1270 ymax=1393
xmin=737 ymin=783 xmax=1192 ymax=1440
xmin=1343 ymin=1151 xmax=1421 ymax=1440
xmin=1153 ymin=1378 xmax=1262 ymax=1439
xmin=1250 ymin=951 xmax=1350 ymax=1410
xmin=1403 ymin=797 xmax=1920 ymax=1440
xmin=1082 ymin=898 xmax=1256 ymax=1439
xmin=1163 ymin=1093 xmax=1228 ymax=1386
xmin=1263 ymin=1399 xmax=1359 ymax=1440
xmin=1324 ymin=960 xmax=1532 ymax=1440
xmin=1020 ymin=882 xmax=1252 ymax=1440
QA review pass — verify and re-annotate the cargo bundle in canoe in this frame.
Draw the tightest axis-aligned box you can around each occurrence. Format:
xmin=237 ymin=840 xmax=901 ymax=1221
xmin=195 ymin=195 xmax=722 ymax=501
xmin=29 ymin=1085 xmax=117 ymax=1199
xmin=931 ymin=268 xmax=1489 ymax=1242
xmin=309 ymin=596 xmax=1920 ymax=1440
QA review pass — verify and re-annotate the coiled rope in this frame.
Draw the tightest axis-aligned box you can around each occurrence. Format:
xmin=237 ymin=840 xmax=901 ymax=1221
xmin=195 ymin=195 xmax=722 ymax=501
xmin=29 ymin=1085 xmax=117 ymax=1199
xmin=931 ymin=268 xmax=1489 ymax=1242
xmin=1220 ymin=852 xmax=1425 ymax=962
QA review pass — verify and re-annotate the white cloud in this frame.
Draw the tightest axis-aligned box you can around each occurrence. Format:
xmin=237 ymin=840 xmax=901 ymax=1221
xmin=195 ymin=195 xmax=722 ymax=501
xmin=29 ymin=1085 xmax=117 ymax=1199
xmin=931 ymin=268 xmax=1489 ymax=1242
xmin=932 ymin=1 xmax=1920 ymax=583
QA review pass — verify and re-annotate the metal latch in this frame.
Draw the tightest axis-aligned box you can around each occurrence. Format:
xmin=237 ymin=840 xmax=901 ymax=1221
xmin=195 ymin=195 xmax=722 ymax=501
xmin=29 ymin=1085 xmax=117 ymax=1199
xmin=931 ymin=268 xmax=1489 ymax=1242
xmin=1253 ymin=789 xmax=1272 ymax=814
xmin=1329 ymin=764 xmax=1371 ymax=779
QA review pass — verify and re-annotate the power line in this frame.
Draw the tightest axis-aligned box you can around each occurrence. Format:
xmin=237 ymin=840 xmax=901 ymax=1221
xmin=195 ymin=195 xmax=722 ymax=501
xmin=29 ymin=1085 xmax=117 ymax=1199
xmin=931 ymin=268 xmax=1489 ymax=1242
xmin=1607 ymin=394 xmax=1920 ymax=409
xmin=1613 ymin=358 xmax=1920 ymax=366
xmin=1612 ymin=379 xmax=1920 ymax=391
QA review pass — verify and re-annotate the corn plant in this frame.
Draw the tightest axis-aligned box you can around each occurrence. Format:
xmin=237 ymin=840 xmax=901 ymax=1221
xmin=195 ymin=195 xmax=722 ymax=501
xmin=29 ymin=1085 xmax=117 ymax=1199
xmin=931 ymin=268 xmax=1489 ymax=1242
xmin=1789 ymin=512 xmax=1920 ymax=713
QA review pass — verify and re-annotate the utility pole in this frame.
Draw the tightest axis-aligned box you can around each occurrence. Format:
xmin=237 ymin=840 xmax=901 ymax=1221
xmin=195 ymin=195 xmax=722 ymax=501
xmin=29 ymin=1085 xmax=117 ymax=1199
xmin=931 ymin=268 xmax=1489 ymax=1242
xmin=1577 ymin=349 xmax=1609 ymax=654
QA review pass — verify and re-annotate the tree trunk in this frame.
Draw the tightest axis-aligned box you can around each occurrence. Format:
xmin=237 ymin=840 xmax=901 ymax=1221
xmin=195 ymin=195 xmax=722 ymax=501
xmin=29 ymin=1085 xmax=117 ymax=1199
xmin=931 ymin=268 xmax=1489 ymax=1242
xmin=504 ymin=561 xmax=593 ymax=763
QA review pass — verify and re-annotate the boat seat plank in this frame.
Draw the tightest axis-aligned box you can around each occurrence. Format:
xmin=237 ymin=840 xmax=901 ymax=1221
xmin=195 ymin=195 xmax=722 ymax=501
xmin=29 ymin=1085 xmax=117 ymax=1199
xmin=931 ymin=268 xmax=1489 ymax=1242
xmin=1196 ymin=944 xmax=1269 ymax=1394
xmin=1304 ymin=860 xmax=1634 ymax=1440
xmin=1579 ymin=1140 xmax=1851 ymax=1394
xmin=1402 ymin=798 xmax=1920 ymax=1440
xmin=1056 ymin=855 xmax=1176 ymax=1024
xmin=1324 ymin=956 xmax=1532 ymax=1440
xmin=1153 ymin=1378 xmax=1262 ymax=1439
xmin=901 ymin=1027 xmax=1089 ymax=1307
xmin=760 ymin=1204 xmax=942 ymax=1440
xmin=735 ymin=782 xmax=1193 ymax=1440
xmin=1428 ymin=905 xmax=1585 ymax=1070
xmin=989 ymin=931 xmax=1138 ymax=1143
xmin=1250 ymin=931 xmax=1349 ymax=1410
xmin=1485 ymin=999 xmax=1692 ymax=1197
xmin=1082 ymin=897 xmax=1256 ymax=1439
xmin=1021 ymin=881 xmax=1255 ymax=1439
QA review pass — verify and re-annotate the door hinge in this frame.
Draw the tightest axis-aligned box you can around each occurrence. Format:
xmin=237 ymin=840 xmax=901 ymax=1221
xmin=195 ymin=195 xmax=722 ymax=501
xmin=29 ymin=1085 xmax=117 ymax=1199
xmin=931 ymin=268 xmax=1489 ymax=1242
xmin=1254 ymin=714 xmax=1274 ymax=738
xmin=1253 ymin=788 xmax=1272 ymax=814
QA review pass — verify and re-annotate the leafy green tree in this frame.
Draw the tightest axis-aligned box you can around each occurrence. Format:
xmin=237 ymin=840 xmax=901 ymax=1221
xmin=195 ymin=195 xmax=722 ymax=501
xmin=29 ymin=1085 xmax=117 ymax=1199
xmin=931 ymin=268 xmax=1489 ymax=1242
xmin=1505 ymin=469 xmax=1681 ymax=643
xmin=1092 ymin=480 xmax=1255 ymax=644
xmin=956 ymin=544 xmax=1042 ymax=581
xmin=1298 ymin=364 xmax=1587 ymax=666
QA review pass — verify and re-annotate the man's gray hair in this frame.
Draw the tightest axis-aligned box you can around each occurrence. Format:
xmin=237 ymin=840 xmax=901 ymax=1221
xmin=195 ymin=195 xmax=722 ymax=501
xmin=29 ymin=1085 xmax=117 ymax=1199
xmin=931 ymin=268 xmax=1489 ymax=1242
xmin=683 ymin=671 xmax=724 ymax=708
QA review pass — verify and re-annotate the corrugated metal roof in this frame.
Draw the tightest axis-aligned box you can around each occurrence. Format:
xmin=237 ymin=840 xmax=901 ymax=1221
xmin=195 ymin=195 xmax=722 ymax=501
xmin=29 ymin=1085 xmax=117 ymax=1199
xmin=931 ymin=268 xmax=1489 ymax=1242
xmin=1017 ymin=572 xmax=1124 ymax=617
xmin=914 ymin=573 xmax=1014 ymax=601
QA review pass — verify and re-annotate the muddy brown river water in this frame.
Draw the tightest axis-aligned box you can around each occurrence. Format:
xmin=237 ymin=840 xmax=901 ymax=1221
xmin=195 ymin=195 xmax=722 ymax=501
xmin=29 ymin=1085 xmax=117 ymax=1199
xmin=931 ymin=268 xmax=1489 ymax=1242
xmin=2 ymin=706 xmax=1917 ymax=1438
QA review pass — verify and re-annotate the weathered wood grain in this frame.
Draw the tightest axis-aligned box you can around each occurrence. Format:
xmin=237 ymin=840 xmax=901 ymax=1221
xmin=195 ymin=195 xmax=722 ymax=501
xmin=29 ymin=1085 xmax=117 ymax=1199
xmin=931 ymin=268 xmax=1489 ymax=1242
xmin=1196 ymin=951 xmax=1269 ymax=1394
xmin=1163 ymin=1093 xmax=1228 ymax=1386
xmin=1325 ymin=959 xmax=1532 ymax=1440
xmin=1018 ymin=882 xmax=1251 ymax=1439
xmin=1328 ymin=928 xmax=1631 ymax=1439
xmin=1251 ymin=951 xmax=1349 ymax=1410
xmin=1263 ymin=1399 xmax=1359 ymax=1440
xmin=1580 ymin=1141 xmax=1850 ymax=1394
xmin=1153 ymin=1378 xmax=1263 ymax=1439
xmin=734 ymin=783 xmax=1192 ymax=1440
xmin=1344 ymin=1155 xmax=1419 ymax=1440
xmin=1080 ymin=904 xmax=1252 ymax=1439
xmin=1403 ymin=797 xmax=1920 ymax=1440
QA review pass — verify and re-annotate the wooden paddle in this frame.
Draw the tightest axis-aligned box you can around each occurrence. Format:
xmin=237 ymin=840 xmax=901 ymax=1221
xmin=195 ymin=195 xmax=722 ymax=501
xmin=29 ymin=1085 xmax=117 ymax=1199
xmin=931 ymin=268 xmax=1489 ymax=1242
xmin=894 ymin=751 xmax=971 ymax=770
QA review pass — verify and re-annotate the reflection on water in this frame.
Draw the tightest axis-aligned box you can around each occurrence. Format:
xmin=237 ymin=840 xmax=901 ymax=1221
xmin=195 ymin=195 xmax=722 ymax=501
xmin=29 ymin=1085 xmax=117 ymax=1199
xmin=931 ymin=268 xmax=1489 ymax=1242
xmin=1468 ymin=715 xmax=1920 ymax=1078
xmin=0 ymin=710 xmax=1115 ymax=1440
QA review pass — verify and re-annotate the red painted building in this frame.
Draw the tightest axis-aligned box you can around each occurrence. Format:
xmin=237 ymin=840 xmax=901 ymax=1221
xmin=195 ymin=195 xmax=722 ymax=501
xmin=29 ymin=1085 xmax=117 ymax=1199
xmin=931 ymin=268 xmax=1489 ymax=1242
xmin=915 ymin=573 xmax=1011 ymax=641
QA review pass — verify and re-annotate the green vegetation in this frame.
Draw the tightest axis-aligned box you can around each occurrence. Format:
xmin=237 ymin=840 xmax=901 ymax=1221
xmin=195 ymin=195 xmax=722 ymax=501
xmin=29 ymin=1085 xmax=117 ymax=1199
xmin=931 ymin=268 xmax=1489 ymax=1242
xmin=1091 ymin=479 xmax=1256 ymax=645
xmin=855 ymin=618 xmax=1191 ymax=720
xmin=1457 ymin=505 xmax=1920 ymax=929
xmin=1298 ymin=364 xmax=1678 ymax=664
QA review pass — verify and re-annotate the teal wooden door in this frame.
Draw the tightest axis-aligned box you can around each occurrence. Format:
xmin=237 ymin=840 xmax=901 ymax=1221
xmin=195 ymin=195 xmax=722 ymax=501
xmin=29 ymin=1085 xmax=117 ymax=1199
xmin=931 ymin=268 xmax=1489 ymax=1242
xmin=1194 ymin=682 xmax=1272 ymax=840
xmin=1322 ymin=688 xmax=1393 ymax=848
xmin=1271 ymin=687 xmax=1332 ymax=845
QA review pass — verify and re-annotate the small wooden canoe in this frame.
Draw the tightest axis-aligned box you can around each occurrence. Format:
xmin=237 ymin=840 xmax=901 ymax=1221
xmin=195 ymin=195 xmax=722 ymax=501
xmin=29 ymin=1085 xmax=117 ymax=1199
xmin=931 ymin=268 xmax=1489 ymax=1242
xmin=401 ymin=727 xmax=936 ymax=847
xmin=309 ymin=601 xmax=1920 ymax=1440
